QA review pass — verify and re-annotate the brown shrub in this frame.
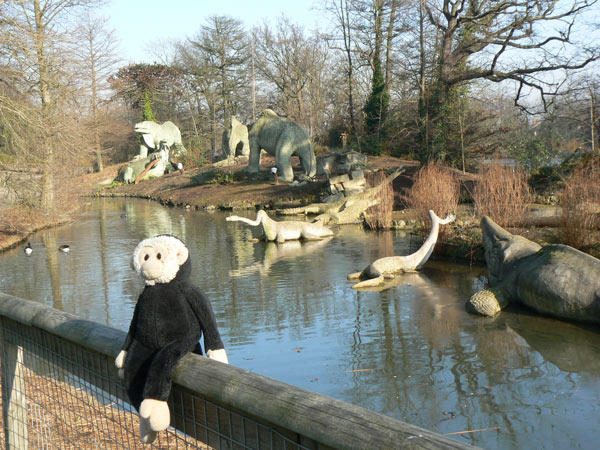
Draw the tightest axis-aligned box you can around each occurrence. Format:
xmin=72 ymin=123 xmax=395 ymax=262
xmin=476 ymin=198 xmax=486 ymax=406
xmin=404 ymin=162 xmax=459 ymax=235
xmin=473 ymin=157 xmax=531 ymax=227
xmin=560 ymin=163 xmax=600 ymax=250
xmin=364 ymin=170 xmax=394 ymax=230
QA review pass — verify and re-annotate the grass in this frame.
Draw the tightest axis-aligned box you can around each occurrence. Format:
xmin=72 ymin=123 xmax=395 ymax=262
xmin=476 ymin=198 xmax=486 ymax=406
xmin=364 ymin=170 xmax=394 ymax=230
xmin=404 ymin=162 xmax=460 ymax=240
xmin=560 ymin=163 xmax=600 ymax=251
xmin=473 ymin=157 xmax=531 ymax=228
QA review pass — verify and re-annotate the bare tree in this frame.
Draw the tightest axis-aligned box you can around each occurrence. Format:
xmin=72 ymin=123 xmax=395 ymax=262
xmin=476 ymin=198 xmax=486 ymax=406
xmin=190 ymin=17 xmax=248 ymax=129
xmin=420 ymin=0 xmax=600 ymax=111
xmin=72 ymin=12 xmax=120 ymax=172
xmin=252 ymin=16 xmax=330 ymax=133
xmin=0 ymin=0 xmax=105 ymax=210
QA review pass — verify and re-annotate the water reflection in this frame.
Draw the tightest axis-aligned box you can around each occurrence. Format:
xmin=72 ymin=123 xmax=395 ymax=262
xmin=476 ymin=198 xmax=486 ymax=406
xmin=229 ymin=238 xmax=334 ymax=278
xmin=1 ymin=198 xmax=599 ymax=450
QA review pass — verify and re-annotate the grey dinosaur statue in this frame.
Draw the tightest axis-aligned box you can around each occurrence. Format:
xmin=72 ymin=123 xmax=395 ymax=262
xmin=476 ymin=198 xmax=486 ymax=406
xmin=134 ymin=120 xmax=186 ymax=159
xmin=246 ymin=109 xmax=316 ymax=182
xmin=220 ymin=115 xmax=250 ymax=162
xmin=226 ymin=210 xmax=334 ymax=243
xmin=348 ymin=210 xmax=455 ymax=289
xmin=466 ymin=216 xmax=600 ymax=324
xmin=277 ymin=166 xmax=404 ymax=225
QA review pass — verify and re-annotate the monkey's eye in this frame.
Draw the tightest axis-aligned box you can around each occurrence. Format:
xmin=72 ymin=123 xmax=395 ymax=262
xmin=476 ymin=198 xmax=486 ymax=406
xmin=157 ymin=253 xmax=162 ymax=260
xmin=144 ymin=254 xmax=149 ymax=261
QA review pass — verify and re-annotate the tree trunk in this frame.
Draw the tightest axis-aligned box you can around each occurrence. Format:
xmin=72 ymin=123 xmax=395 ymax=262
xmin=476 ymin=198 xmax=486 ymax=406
xmin=384 ymin=0 xmax=397 ymax=89
xmin=34 ymin=0 xmax=54 ymax=210
xmin=341 ymin=0 xmax=356 ymax=138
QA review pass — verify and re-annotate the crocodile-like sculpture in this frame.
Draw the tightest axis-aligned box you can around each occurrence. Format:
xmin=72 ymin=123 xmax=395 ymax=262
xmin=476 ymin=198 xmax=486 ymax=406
xmin=348 ymin=210 xmax=455 ymax=289
xmin=226 ymin=210 xmax=334 ymax=243
xmin=466 ymin=216 xmax=600 ymax=324
xmin=277 ymin=166 xmax=404 ymax=225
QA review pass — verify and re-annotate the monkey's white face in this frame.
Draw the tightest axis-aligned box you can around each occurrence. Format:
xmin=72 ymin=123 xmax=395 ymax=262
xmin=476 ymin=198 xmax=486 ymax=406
xmin=132 ymin=236 xmax=189 ymax=285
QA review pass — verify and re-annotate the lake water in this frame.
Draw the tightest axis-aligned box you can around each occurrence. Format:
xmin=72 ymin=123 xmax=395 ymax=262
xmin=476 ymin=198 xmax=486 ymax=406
xmin=1 ymin=197 xmax=600 ymax=449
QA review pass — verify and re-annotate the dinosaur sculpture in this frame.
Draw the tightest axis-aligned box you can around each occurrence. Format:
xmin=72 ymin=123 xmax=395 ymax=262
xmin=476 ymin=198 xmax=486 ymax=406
xmin=134 ymin=120 xmax=186 ymax=160
xmin=118 ymin=149 xmax=169 ymax=184
xmin=220 ymin=115 xmax=250 ymax=162
xmin=348 ymin=210 xmax=455 ymax=289
xmin=226 ymin=210 xmax=334 ymax=243
xmin=466 ymin=216 xmax=600 ymax=324
xmin=277 ymin=166 xmax=404 ymax=225
xmin=246 ymin=109 xmax=316 ymax=182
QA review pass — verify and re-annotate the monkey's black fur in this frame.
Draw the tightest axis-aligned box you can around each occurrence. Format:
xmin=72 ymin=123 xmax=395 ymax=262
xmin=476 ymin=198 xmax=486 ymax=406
xmin=121 ymin=246 xmax=225 ymax=410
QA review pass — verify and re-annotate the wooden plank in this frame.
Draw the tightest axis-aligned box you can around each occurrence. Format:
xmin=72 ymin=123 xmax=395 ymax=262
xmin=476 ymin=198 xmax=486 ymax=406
xmin=173 ymin=355 xmax=476 ymax=450
xmin=2 ymin=342 xmax=29 ymax=449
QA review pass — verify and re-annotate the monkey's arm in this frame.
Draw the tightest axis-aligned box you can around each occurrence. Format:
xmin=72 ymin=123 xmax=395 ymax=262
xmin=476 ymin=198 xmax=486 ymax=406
xmin=183 ymin=285 xmax=229 ymax=364
xmin=115 ymin=300 xmax=141 ymax=376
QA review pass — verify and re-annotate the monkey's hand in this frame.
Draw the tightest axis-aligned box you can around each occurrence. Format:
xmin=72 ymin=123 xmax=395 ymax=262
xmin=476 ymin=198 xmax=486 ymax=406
xmin=140 ymin=398 xmax=170 ymax=433
xmin=207 ymin=348 xmax=229 ymax=364
xmin=115 ymin=350 xmax=126 ymax=380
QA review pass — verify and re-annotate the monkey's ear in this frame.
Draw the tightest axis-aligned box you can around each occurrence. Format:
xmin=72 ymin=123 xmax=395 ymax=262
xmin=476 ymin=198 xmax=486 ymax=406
xmin=176 ymin=246 xmax=189 ymax=266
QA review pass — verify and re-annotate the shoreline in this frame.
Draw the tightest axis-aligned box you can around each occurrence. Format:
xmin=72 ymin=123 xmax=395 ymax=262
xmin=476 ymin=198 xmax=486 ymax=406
xmin=0 ymin=158 xmax=568 ymax=263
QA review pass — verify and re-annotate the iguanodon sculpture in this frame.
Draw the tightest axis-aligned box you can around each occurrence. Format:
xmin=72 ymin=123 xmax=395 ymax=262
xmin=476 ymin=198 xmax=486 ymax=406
xmin=277 ymin=166 xmax=404 ymax=225
xmin=221 ymin=115 xmax=250 ymax=160
xmin=226 ymin=210 xmax=334 ymax=243
xmin=246 ymin=109 xmax=316 ymax=182
xmin=466 ymin=216 xmax=600 ymax=324
xmin=134 ymin=120 xmax=186 ymax=159
xmin=348 ymin=210 xmax=455 ymax=289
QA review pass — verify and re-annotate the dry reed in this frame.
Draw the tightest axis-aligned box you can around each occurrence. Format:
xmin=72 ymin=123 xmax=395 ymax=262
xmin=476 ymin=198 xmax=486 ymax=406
xmin=473 ymin=157 xmax=531 ymax=228
xmin=559 ymin=163 xmax=600 ymax=250
xmin=364 ymin=170 xmax=394 ymax=230
xmin=404 ymin=162 xmax=459 ymax=236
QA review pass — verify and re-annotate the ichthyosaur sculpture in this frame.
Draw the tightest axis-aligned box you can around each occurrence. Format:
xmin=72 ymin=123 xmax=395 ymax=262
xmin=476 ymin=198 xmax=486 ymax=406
xmin=466 ymin=216 xmax=600 ymax=324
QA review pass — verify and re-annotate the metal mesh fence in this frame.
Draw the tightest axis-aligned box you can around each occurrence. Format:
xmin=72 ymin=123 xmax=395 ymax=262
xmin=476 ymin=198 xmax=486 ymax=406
xmin=0 ymin=316 xmax=309 ymax=450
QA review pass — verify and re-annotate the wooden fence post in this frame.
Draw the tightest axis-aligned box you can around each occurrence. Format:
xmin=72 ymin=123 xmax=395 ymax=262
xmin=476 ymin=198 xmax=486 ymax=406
xmin=2 ymin=341 xmax=29 ymax=449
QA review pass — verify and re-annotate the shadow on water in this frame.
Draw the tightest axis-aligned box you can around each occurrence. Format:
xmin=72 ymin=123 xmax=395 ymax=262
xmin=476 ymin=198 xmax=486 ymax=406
xmin=1 ymin=197 xmax=599 ymax=450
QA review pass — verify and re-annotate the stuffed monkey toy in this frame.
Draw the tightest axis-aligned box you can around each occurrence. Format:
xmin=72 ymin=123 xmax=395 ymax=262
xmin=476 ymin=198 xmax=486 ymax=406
xmin=115 ymin=235 xmax=228 ymax=443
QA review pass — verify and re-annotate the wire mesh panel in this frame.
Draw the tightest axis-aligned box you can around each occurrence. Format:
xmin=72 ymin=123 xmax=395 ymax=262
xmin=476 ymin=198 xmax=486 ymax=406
xmin=0 ymin=317 xmax=310 ymax=450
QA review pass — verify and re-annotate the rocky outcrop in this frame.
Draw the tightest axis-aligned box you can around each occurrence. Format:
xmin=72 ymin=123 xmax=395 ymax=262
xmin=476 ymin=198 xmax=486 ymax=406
xmin=277 ymin=166 xmax=404 ymax=225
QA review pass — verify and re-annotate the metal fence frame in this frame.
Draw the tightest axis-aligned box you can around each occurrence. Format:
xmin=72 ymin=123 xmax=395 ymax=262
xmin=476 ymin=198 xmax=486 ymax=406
xmin=0 ymin=293 xmax=474 ymax=449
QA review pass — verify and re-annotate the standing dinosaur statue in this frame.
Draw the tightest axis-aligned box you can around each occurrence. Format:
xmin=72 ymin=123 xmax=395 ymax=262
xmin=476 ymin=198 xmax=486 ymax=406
xmin=347 ymin=210 xmax=455 ymax=289
xmin=276 ymin=166 xmax=404 ymax=225
xmin=226 ymin=210 xmax=334 ymax=243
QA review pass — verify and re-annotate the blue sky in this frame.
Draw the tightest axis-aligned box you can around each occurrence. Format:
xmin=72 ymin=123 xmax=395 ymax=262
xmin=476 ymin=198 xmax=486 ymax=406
xmin=102 ymin=0 xmax=324 ymax=63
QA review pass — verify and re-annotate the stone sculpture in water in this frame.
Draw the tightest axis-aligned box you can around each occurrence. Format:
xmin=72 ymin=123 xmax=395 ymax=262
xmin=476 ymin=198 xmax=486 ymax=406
xmin=226 ymin=210 xmax=333 ymax=243
xmin=246 ymin=109 xmax=316 ymax=182
xmin=348 ymin=210 xmax=455 ymax=289
xmin=466 ymin=216 xmax=600 ymax=324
